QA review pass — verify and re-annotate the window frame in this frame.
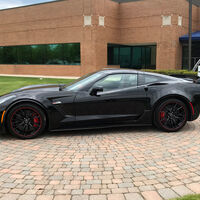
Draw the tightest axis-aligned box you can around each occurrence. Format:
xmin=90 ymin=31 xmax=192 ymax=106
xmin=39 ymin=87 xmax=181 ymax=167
xmin=90 ymin=73 xmax=139 ymax=94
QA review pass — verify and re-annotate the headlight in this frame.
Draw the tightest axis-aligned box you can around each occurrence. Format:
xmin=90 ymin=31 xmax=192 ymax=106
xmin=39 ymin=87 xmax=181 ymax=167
xmin=0 ymin=95 xmax=16 ymax=104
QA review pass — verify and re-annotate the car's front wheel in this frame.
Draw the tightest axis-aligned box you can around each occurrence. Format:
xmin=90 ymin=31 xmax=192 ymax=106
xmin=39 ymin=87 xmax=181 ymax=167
xmin=6 ymin=103 xmax=46 ymax=139
xmin=154 ymin=99 xmax=188 ymax=132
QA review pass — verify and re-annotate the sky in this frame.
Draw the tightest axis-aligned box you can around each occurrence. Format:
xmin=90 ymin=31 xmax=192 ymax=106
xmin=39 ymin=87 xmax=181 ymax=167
xmin=0 ymin=0 xmax=56 ymax=10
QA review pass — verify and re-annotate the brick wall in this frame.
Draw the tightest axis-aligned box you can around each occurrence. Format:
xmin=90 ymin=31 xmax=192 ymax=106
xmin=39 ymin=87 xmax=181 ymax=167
xmin=0 ymin=0 xmax=199 ymax=76
xmin=119 ymin=0 xmax=200 ymax=70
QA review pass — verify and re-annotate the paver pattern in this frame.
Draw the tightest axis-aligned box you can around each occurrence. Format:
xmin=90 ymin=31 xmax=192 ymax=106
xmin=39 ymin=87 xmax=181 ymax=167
xmin=0 ymin=119 xmax=200 ymax=200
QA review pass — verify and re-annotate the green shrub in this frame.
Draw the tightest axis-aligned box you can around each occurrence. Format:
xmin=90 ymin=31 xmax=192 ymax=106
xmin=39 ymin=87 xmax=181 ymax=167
xmin=170 ymin=194 xmax=200 ymax=200
xmin=141 ymin=69 xmax=197 ymax=76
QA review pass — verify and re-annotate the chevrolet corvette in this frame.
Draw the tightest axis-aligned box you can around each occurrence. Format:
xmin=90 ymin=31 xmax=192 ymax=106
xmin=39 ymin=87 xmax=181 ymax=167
xmin=0 ymin=69 xmax=200 ymax=139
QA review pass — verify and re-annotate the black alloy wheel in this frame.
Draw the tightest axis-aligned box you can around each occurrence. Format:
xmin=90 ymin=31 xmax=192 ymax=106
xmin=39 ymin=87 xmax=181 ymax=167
xmin=154 ymin=99 xmax=187 ymax=132
xmin=6 ymin=103 xmax=46 ymax=139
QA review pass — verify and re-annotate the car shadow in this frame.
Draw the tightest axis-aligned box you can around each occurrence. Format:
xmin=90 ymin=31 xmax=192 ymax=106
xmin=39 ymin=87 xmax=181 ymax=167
xmin=42 ymin=121 xmax=197 ymax=138
xmin=0 ymin=125 xmax=155 ymax=140
xmin=0 ymin=122 xmax=196 ymax=140
xmin=44 ymin=125 xmax=157 ymax=138
xmin=0 ymin=131 xmax=13 ymax=140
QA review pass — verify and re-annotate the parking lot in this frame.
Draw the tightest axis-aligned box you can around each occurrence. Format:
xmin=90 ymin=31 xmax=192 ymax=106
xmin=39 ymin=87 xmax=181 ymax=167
xmin=0 ymin=120 xmax=200 ymax=200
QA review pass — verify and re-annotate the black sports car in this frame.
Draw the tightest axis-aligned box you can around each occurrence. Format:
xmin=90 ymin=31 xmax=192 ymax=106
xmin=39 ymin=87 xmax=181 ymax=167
xmin=0 ymin=69 xmax=200 ymax=139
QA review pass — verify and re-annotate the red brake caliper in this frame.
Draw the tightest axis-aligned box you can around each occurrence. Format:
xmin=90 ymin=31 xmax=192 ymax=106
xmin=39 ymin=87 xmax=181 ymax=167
xmin=160 ymin=111 xmax=165 ymax=120
xmin=33 ymin=116 xmax=39 ymax=128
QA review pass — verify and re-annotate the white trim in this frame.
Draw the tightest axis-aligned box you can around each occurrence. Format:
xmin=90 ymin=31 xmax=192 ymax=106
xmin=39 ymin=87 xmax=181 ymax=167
xmin=84 ymin=15 xmax=92 ymax=26
xmin=99 ymin=16 xmax=105 ymax=26
xmin=178 ymin=16 xmax=182 ymax=26
xmin=162 ymin=15 xmax=172 ymax=26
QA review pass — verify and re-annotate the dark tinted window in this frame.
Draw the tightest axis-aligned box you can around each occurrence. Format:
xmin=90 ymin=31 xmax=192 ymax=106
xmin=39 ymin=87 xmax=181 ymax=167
xmin=182 ymin=43 xmax=200 ymax=70
xmin=120 ymin=47 xmax=131 ymax=68
xmin=0 ymin=43 xmax=80 ymax=65
xmin=108 ymin=44 xmax=119 ymax=65
xmin=108 ymin=44 xmax=156 ymax=69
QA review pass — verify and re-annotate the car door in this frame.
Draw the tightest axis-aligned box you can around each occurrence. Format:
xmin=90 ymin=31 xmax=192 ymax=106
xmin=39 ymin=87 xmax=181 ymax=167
xmin=74 ymin=73 xmax=149 ymax=127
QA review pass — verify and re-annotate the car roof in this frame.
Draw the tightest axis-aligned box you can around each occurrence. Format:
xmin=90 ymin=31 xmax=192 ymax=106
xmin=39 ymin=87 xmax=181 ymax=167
xmin=99 ymin=68 xmax=180 ymax=81
xmin=101 ymin=68 xmax=139 ymax=74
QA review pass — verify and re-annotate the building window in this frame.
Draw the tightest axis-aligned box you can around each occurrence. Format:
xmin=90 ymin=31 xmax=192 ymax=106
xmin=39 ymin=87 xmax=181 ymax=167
xmin=182 ymin=42 xmax=200 ymax=70
xmin=108 ymin=44 xmax=156 ymax=69
xmin=108 ymin=44 xmax=119 ymax=65
xmin=0 ymin=43 xmax=80 ymax=65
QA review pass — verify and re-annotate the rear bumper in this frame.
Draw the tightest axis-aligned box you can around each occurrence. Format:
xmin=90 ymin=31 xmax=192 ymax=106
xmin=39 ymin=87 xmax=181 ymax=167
xmin=189 ymin=102 xmax=200 ymax=121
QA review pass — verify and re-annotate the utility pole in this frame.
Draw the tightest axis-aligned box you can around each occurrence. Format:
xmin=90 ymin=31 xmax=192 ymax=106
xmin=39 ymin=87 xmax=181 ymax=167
xmin=188 ymin=0 xmax=192 ymax=70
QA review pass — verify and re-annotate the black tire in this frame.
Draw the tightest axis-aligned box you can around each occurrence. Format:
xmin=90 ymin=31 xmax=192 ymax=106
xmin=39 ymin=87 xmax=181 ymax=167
xmin=6 ymin=103 xmax=46 ymax=139
xmin=154 ymin=99 xmax=188 ymax=132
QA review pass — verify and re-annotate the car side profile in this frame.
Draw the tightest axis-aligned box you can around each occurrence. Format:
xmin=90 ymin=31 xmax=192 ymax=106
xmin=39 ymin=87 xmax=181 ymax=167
xmin=0 ymin=69 xmax=200 ymax=139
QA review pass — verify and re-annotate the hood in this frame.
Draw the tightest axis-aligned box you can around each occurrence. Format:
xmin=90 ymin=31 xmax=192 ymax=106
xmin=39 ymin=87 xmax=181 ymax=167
xmin=12 ymin=84 xmax=65 ymax=93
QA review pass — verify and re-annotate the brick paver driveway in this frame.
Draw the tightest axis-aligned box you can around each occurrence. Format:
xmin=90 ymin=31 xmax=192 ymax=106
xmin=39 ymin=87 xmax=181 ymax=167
xmin=0 ymin=120 xmax=200 ymax=200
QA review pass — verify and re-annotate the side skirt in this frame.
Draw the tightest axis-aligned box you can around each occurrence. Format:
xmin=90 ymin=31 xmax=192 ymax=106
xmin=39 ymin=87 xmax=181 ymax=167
xmin=50 ymin=110 xmax=153 ymax=132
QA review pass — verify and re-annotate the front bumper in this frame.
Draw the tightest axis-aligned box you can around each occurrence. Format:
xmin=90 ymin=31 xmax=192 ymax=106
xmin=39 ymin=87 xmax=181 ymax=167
xmin=0 ymin=111 xmax=6 ymax=133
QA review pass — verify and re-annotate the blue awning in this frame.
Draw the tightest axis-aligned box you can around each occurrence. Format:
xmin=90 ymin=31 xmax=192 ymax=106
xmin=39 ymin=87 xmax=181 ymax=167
xmin=180 ymin=31 xmax=200 ymax=42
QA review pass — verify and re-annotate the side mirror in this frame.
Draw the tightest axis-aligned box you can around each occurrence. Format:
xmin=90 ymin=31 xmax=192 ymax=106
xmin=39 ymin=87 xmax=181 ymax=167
xmin=90 ymin=86 xmax=103 ymax=96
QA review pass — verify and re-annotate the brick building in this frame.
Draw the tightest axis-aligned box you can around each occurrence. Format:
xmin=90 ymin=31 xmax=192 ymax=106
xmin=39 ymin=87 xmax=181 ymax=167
xmin=0 ymin=0 xmax=199 ymax=77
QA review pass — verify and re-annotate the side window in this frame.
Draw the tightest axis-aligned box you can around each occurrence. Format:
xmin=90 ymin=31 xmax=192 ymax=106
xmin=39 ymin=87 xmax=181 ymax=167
xmin=145 ymin=75 xmax=160 ymax=84
xmin=139 ymin=74 xmax=163 ymax=85
xmin=92 ymin=73 xmax=137 ymax=92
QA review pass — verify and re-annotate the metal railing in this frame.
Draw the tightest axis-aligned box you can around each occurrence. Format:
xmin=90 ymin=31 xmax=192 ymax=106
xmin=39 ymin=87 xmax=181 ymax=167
xmin=182 ymin=57 xmax=200 ymax=70
xmin=192 ymin=57 xmax=200 ymax=71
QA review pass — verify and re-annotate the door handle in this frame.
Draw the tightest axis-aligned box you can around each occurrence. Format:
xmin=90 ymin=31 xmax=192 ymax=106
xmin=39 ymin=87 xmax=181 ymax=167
xmin=144 ymin=86 xmax=148 ymax=92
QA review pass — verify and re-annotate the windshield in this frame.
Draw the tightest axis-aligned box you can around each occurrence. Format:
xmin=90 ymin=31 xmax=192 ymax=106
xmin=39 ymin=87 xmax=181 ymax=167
xmin=66 ymin=72 xmax=104 ymax=91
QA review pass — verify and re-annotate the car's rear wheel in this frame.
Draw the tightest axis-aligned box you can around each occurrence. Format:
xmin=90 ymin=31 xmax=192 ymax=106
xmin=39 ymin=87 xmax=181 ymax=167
xmin=154 ymin=99 xmax=187 ymax=132
xmin=6 ymin=103 xmax=46 ymax=139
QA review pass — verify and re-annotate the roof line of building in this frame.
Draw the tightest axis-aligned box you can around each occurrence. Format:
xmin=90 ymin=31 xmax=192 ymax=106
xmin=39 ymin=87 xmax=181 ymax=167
xmin=113 ymin=0 xmax=200 ymax=6
xmin=0 ymin=0 xmax=199 ymax=12
xmin=0 ymin=0 xmax=65 ymax=12
xmin=0 ymin=0 xmax=146 ymax=12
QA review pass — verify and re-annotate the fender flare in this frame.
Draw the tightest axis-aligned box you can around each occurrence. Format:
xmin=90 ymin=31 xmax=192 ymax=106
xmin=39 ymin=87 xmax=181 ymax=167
xmin=152 ymin=94 xmax=193 ymax=121
xmin=3 ymin=99 xmax=49 ymax=127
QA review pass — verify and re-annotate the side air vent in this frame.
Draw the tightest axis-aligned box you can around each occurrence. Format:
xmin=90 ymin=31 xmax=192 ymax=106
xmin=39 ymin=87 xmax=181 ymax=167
xmin=148 ymin=83 xmax=168 ymax=86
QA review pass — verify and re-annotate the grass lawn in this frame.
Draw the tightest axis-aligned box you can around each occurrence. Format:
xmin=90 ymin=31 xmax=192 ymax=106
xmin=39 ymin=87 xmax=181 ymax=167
xmin=171 ymin=194 xmax=200 ymax=200
xmin=0 ymin=76 xmax=74 ymax=96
